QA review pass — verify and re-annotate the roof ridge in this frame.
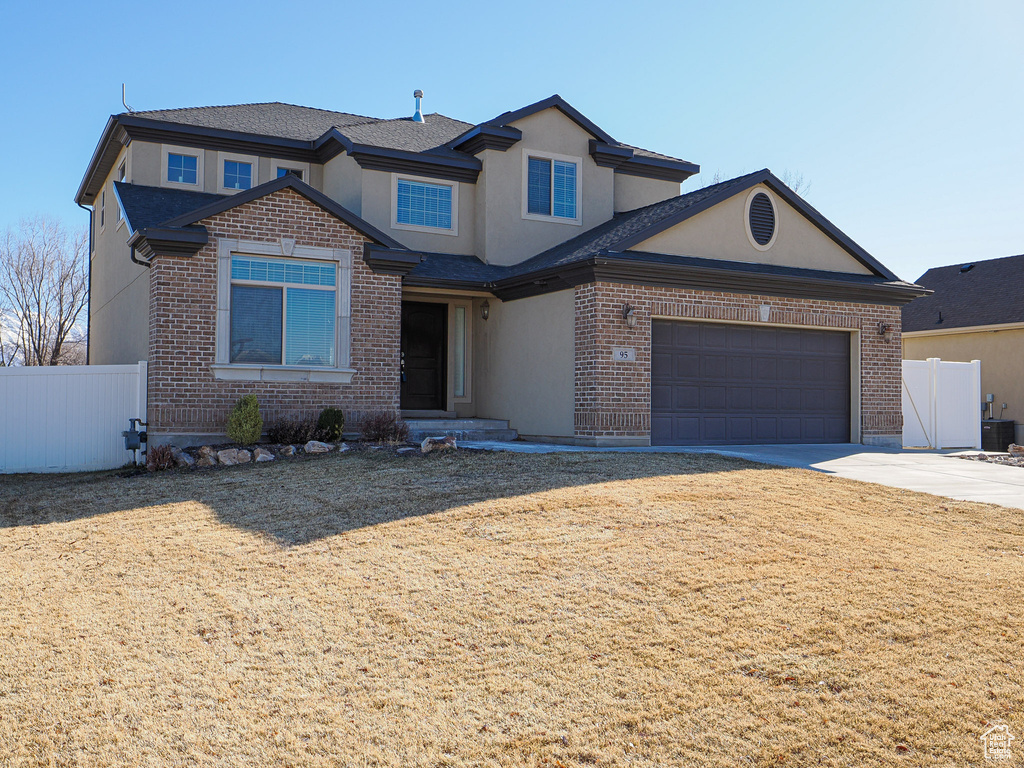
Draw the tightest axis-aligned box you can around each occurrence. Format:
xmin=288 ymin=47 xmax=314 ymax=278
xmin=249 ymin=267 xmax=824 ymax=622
xmin=922 ymin=252 xmax=1024 ymax=273
xmin=129 ymin=100 xmax=385 ymax=124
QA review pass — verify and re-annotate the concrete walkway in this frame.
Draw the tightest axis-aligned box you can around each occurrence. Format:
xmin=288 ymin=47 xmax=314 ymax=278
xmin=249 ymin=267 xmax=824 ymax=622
xmin=461 ymin=441 xmax=1024 ymax=510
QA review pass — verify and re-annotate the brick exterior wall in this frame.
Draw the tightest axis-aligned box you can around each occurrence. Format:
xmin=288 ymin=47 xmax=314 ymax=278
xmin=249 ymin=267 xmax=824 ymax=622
xmin=574 ymin=281 xmax=902 ymax=442
xmin=147 ymin=188 xmax=401 ymax=440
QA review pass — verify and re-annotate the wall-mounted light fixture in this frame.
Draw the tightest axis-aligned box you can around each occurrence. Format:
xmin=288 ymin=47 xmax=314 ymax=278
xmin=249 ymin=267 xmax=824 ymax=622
xmin=622 ymin=303 xmax=637 ymax=328
xmin=480 ymin=300 xmax=490 ymax=321
xmin=878 ymin=322 xmax=894 ymax=343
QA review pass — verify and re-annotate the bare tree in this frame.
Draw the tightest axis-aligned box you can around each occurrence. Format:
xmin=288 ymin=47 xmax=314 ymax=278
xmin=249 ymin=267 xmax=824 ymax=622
xmin=0 ymin=308 xmax=19 ymax=366
xmin=780 ymin=170 xmax=812 ymax=197
xmin=0 ymin=217 xmax=88 ymax=366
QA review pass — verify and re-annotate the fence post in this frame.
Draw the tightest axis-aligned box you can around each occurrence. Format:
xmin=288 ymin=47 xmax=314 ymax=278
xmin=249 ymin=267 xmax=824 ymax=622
xmin=927 ymin=358 xmax=941 ymax=449
xmin=971 ymin=359 xmax=982 ymax=450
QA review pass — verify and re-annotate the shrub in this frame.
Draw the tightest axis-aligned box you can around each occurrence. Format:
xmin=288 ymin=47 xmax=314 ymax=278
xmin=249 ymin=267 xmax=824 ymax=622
xmin=267 ymin=416 xmax=328 ymax=445
xmin=360 ymin=410 xmax=410 ymax=443
xmin=226 ymin=395 xmax=263 ymax=445
xmin=146 ymin=444 xmax=175 ymax=471
xmin=317 ymin=407 xmax=346 ymax=442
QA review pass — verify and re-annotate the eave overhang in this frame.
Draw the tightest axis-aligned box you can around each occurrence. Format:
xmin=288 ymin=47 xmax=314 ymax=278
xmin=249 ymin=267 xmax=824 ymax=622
xmin=490 ymin=252 xmax=930 ymax=305
xmin=127 ymin=226 xmax=208 ymax=262
xmin=363 ymin=245 xmax=424 ymax=276
xmin=449 ymin=124 xmax=523 ymax=155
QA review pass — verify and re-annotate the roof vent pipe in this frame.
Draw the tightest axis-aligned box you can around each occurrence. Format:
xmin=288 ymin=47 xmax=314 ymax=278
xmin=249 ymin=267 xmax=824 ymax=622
xmin=413 ymin=90 xmax=425 ymax=123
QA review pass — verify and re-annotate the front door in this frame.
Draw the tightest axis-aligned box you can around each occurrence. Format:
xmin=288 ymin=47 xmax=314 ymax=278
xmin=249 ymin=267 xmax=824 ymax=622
xmin=401 ymin=301 xmax=447 ymax=411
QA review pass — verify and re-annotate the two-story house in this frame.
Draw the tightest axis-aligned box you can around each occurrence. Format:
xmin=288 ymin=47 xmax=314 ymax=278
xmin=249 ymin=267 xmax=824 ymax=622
xmin=75 ymin=93 xmax=926 ymax=447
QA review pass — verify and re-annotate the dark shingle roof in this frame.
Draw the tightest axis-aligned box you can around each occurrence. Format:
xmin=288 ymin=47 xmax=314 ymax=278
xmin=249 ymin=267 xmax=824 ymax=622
xmin=902 ymin=254 xmax=1024 ymax=331
xmin=123 ymin=99 xmax=689 ymax=164
xmin=131 ymin=102 xmax=379 ymax=141
xmin=114 ymin=182 xmax=226 ymax=232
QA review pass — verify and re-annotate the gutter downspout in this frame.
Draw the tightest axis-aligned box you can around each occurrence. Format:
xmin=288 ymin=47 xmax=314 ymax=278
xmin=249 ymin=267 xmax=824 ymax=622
xmin=77 ymin=201 xmax=93 ymax=365
xmin=129 ymin=246 xmax=151 ymax=269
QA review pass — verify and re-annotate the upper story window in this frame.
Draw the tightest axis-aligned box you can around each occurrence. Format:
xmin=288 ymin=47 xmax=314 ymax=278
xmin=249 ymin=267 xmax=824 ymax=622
xmin=391 ymin=175 xmax=458 ymax=236
xmin=116 ymin=162 xmax=126 ymax=223
xmin=168 ymin=153 xmax=199 ymax=185
xmin=229 ymin=255 xmax=337 ymax=367
xmin=522 ymin=150 xmax=581 ymax=224
xmin=276 ymin=167 xmax=303 ymax=180
xmin=224 ymin=160 xmax=253 ymax=191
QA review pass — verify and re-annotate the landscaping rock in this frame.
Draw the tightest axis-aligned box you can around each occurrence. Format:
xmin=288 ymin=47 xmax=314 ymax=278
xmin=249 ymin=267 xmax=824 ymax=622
xmin=171 ymin=447 xmax=195 ymax=468
xmin=254 ymin=447 xmax=275 ymax=462
xmin=421 ymin=435 xmax=456 ymax=454
xmin=337 ymin=442 xmax=349 ymax=453
xmin=280 ymin=445 xmax=296 ymax=457
xmin=197 ymin=455 xmax=216 ymax=467
xmin=217 ymin=448 xmax=240 ymax=466
xmin=304 ymin=440 xmax=333 ymax=453
xmin=236 ymin=450 xmax=252 ymax=464
xmin=198 ymin=446 xmax=216 ymax=459
xmin=1009 ymin=443 xmax=1024 ymax=456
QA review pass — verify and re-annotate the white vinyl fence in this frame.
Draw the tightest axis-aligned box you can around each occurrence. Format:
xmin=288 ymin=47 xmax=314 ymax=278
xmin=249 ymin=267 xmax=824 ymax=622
xmin=0 ymin=362 xmax=147 ymax=473
xmin=902 ymin=358 xmax=981 ymax=449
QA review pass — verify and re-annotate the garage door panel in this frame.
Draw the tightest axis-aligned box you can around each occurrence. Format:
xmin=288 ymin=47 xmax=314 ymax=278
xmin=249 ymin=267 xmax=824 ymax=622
xmin=673 ymin=322 xmax=701 ymax=348
xmin=652 ymin=320 xmax=850 ymax=445
xmin=703 ymin=355 xmax=728 ymax=379
xmin=728 ymin=387 xmax=752 ymax=410
xmin=729 ymin=356 xmax=752 ymax=379
xmin=674 ymin=353 xmax=700 ymax=378
xmin=673 ymin=385 xmax=700 ymax=410
xmin=702 ymin=386 xmax=727 ymax=410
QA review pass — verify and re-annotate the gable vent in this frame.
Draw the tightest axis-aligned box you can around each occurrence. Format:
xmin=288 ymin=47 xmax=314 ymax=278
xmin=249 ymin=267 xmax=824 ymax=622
xmin=748 ymin=192 xmax=776 ymax=246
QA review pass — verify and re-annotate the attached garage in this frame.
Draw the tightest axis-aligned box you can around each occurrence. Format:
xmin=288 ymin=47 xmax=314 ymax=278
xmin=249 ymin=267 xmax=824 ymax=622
xmin=651 ymin=320 xmax=851 ymax=445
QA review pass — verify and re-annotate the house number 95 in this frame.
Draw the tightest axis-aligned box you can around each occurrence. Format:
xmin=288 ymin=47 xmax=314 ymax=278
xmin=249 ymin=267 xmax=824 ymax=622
xmin=611 ymin=347 xmax=636 ymax=362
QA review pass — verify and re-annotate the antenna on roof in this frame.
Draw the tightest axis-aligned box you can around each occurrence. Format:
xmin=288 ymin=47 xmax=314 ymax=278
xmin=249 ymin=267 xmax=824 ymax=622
xmin=412 ymin=89 xmax=424 ymax=123
xmin=121 ymin=83 xmax=135 ymax=113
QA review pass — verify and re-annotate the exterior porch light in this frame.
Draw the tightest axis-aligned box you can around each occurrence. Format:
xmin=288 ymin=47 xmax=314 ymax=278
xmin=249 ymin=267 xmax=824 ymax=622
xmin=622 ymin=303 xmax=637 ymax=328
xmin=480 ymin=300 xmax=490 ymax=321
xmin=878 ymin=322 xmax=894 ymax=343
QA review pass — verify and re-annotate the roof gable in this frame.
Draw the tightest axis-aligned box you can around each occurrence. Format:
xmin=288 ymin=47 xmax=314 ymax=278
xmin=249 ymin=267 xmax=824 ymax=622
xmin=482 ymin=95 xmax=617 ymax=144
xmin=161 ymin=175 xmax=405 ymax=248
xmin=902 ymin=253 xmax=1024 ymax=332
xmin=630 ymin=182 xmax=874 ymax=276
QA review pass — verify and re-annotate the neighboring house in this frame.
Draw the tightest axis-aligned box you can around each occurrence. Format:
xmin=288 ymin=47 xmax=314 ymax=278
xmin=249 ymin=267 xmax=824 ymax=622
xmin=75 ymin=93 xmax=926 ymax=448
xmin=903 ymin=253 xmax=1024 ymax=442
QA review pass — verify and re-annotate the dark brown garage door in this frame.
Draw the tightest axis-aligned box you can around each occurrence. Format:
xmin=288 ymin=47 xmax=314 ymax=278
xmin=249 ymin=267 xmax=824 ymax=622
xmin=651 ymin=321 xmax=850 ymax=445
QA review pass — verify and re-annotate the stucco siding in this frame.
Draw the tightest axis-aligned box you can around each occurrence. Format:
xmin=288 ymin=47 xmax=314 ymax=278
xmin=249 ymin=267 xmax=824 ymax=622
xmin=614 ymin=174 xmax=680 ymax=213
xmin=474 ymin=290 xmax=575 ymax=437
xmin=632 ymin=183 xmax=873 ymax=275
xmin=88 ymin=146 xmax=149 ymax=365
xmin=476 ymin=109 xmax=615 ymax=266
xmin=360 ymin=169 xmax=477 ymax=256
xmin=322 ymin=152 xmax=363 ymax=214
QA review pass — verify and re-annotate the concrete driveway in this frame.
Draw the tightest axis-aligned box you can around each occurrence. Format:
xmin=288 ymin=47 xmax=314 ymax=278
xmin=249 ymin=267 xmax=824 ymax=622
xmin=463 ymin=441 xmax=1024 ymax=510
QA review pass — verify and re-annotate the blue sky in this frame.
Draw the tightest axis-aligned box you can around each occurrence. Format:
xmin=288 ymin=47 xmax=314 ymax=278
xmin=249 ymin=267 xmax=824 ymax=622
xmin=1 ymin=0 xmax=1020 ymax=282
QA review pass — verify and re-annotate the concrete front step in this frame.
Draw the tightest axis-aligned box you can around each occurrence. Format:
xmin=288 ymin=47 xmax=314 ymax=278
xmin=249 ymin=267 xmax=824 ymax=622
xmin=404 ymin=418 xmax=518 ymax=443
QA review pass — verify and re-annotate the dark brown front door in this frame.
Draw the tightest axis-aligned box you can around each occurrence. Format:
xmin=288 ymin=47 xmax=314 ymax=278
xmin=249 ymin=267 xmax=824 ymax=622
xmin=401 ymin=301 xmax=447 ymax=411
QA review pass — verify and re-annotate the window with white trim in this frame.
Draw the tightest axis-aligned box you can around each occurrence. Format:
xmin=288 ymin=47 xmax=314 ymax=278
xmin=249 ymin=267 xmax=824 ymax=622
xmin=522 ymin=150 xmax=581 ymax=223
xmin=224 ymin=160 xmax=253 ymax=191
xmin=168 ymin=153 xmax=199 ymax=185
xmin=229 ymin=255 xmax=336 ymax=366
xmin=396 ymin=177 xmax=453 ymax=230
xmin=213 ymin=239 xmax=354 ymax=383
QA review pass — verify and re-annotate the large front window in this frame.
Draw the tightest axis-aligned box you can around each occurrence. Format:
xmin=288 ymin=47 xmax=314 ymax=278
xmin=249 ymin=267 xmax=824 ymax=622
xmin=229 ymin=255 xmax=336 ymax=366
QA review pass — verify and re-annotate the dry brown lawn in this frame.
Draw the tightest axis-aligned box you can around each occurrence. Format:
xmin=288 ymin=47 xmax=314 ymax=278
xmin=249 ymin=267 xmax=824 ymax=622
xmin=0 ymin=449 xmax=1021 ymax=767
